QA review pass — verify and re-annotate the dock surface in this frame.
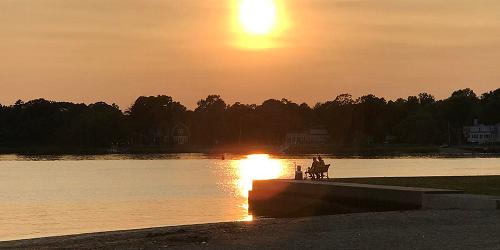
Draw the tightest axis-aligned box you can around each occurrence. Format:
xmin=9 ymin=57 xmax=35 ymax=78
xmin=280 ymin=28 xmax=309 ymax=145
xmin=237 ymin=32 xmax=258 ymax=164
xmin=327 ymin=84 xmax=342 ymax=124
xmin=249 ymin=179 xmax=500 ymax=216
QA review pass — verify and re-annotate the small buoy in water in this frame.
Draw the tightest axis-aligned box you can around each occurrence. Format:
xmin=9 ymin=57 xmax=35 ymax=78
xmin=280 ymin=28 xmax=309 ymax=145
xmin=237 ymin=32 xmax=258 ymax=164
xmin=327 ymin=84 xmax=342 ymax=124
xmin=221 ymin=154 xmax=225 ymax=160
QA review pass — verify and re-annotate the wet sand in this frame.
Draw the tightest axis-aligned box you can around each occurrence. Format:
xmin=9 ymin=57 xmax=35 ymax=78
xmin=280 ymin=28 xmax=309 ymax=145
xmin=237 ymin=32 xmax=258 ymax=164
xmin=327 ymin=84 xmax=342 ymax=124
xmin=2 ymin=210 xmax=500 ymax=249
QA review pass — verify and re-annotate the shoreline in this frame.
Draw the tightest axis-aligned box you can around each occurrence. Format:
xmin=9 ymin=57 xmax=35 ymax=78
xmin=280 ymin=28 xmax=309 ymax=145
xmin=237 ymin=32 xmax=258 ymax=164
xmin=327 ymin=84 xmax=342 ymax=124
xmin=2 ymin=210 xmax=500 ymax=249
xmin=1 ymin=145 xmax=500 ymax=158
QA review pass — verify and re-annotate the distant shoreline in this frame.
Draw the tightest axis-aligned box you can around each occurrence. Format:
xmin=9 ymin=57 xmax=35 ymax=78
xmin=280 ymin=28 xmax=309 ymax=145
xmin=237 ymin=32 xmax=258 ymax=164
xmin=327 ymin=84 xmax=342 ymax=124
xmin=1 ymin=144 xmax=500 ymax=158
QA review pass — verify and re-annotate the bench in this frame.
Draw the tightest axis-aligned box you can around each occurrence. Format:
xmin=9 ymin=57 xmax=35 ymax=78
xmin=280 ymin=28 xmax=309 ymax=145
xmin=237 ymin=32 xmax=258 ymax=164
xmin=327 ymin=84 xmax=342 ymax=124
xmin=305 ymin=164 xmax=330 ymax=180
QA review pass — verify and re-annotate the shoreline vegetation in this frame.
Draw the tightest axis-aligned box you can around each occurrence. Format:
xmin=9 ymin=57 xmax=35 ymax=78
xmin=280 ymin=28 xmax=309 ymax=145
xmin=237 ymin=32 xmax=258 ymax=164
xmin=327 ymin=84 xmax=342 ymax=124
xmin=1 ymin=88 xmax=500 ymax=156
xmin=1 ymin=144 xmax=500 ymax=157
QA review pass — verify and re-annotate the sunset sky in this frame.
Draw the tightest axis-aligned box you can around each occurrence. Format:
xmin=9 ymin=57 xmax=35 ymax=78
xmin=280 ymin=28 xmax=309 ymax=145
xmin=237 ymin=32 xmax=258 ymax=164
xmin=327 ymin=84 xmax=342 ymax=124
xmin=1 ymin=0 xmax=499 ymax=109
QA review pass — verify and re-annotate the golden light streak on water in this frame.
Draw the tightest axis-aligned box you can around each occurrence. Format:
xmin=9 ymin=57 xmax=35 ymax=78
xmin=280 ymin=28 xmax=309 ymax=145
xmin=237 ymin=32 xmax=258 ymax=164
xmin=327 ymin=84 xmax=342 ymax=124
xmin=234 ymin=154 xmax=286 ymax=198
xmin=233 ymin=154 xmax=288 ymax=221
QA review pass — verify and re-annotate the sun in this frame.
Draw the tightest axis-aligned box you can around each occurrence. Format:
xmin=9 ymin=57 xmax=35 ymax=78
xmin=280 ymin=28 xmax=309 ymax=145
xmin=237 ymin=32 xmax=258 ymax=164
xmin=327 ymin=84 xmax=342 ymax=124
xmin=239 ymin=0 xmax=278 ymax=36
xmin=231 ymin=0 xmax=289 ymax=49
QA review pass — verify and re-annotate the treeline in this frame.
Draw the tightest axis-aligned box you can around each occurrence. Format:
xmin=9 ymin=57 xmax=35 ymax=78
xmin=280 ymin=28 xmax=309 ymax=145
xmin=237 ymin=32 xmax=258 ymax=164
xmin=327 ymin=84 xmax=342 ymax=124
xmin=0 ymin=88 xmax=499 ymax=151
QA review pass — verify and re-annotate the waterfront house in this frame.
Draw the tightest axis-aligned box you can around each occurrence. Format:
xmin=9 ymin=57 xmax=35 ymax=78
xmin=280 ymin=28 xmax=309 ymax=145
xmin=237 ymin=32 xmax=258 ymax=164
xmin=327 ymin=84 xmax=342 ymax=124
xmin=171 ymin=123 xmax=190 ymax=145
xmin=463 ymin=119 xmax=500 ymax=144
xmin=286 ymin=129 xmax=330 ymax=145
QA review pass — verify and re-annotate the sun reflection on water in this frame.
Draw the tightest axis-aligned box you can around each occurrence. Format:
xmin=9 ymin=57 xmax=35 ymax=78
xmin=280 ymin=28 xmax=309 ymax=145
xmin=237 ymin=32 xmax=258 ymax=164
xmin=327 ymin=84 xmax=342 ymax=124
xmin=235 ymin=154 xmax=286 ymax=198
xmin=233 ymin=154 xmax=287 ymax=221
xmin=241 ymin=214 xmax=254 ymax=221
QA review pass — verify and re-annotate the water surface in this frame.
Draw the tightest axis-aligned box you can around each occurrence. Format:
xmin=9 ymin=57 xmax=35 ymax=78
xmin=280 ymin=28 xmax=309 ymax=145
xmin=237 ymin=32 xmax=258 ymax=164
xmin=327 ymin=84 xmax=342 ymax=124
xmin=1 ymin=154 xmax=499 ymax=240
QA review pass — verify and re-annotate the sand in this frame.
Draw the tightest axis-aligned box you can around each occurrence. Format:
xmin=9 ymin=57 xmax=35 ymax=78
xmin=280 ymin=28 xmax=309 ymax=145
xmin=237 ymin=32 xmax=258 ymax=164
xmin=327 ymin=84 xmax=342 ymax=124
xmin=1 ymin=210 xmax=500 ymax=249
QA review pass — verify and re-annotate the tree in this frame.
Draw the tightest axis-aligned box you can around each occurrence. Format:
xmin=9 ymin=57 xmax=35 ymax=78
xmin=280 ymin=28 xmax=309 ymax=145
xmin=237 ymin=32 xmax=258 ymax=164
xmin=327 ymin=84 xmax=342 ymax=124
xmin=70 ymin=102 xmax=125 ymax=147
xmin=418 ymin=93 xmax=436 ymax=106
xmin=479 ymin=88 xmax=500 ymax=124
xmin=127 ymin=95 xmax=187 ymax=145
xmin=192 ymin=95 xmax=227 ymax=145
xmin=314 ymin=94 xmax=355 ymax=145
xmin=441 ymin=88 xmax=479 ymax=126
xmin=1 ymin=87 xmax=498 ymax=151
xmin=353 ymin=95 xmax=388 ymax=144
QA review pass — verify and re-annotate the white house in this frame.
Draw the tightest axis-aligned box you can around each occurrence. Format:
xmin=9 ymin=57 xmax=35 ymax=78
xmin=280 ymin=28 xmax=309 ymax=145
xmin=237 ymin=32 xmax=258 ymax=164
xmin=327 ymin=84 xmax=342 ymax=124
xmin=171 ymin=123 xmax=190 ymax=145
xmin=463 ymin=120 xmax=500 ymax=144
xmin=286 ymin=129 xmax=330 ymax=145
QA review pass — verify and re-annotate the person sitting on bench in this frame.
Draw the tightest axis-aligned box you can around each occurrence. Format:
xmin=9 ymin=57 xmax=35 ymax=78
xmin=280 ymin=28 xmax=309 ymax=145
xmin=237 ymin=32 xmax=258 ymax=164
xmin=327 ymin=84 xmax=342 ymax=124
xmin=308 ymin=157 xmax=319 ymax=180
xmin=318 ymin=156 xmax=325 ymax=178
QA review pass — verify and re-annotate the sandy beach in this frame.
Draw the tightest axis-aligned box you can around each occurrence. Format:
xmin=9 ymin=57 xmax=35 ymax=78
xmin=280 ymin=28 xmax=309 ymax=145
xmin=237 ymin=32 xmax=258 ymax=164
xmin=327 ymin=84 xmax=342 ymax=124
xmin=2 ymin=210 xmax=500 ymax=249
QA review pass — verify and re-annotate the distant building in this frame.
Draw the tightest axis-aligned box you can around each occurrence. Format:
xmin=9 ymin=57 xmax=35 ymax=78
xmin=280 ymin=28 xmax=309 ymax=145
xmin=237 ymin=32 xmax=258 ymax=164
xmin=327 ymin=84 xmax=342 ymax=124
xmin=171 ymin=123 xmax=190 ymax=145
xmin=141 ymin=127 xmax=169 ymax=145
xmin=463 ymin=119 xmax=500 ymax=144
xmin=384 ymin=135 xmax=398 ymax=144
xmin=286 ymin=129 xmax=330 ymax=145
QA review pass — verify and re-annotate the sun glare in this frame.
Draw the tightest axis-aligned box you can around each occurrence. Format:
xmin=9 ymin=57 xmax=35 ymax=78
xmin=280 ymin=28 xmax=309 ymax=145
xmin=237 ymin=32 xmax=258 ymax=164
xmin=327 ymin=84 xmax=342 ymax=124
xmin=231 ymin=154 xmax=286 ymax=222
xmin=235 ymin=154 xmax=285 ymax=198
xmin=232 ymin=0 xmax=289 ymax=49
xmin=239 ymin=0 xmax=277 ymax=35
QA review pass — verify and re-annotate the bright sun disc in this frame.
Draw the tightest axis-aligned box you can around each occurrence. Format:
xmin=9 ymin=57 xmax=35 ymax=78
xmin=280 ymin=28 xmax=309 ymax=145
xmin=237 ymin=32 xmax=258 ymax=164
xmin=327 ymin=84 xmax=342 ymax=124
xmin=239 ymin=0 xmax=277 ymax=35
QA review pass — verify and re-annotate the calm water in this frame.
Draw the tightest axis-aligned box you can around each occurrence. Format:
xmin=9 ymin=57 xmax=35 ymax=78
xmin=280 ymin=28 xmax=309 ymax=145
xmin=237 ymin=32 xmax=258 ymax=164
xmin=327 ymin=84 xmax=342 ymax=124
xmin=1 ymin=154 xmax=500 ymax=241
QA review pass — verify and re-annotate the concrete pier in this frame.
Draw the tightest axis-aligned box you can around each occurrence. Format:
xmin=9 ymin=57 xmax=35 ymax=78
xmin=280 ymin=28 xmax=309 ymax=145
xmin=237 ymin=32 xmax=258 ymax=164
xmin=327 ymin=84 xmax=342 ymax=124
xmin=249 ymin=179 xmax=463 ymax=217
xmin=423 ymin=193 xmax=500 ymax=210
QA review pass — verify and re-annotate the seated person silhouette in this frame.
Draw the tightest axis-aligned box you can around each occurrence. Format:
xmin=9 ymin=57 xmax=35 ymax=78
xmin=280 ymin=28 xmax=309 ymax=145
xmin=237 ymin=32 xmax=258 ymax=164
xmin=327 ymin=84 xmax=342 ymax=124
xmin=310 ymin=157 xmax=319 ymax=180
xmin=318 ymin=156 xmax=325 ymax=178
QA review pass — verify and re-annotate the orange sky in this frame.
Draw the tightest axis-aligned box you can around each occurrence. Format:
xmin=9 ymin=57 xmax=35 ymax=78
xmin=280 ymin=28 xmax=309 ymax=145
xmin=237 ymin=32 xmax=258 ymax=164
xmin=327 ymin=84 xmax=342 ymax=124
xmin=1 ymin=0 xmax=499 ymax=109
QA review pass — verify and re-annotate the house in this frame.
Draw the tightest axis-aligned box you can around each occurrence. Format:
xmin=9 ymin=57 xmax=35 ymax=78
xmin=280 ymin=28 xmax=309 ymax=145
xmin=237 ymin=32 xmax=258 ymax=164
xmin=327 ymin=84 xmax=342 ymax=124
xmin=171 ymin=123 xmax=190 ymax=145
xmin=286 ymin=129 xmax=330 ymax=145
xmin=463 ymin=119 xmax=500 ymax=144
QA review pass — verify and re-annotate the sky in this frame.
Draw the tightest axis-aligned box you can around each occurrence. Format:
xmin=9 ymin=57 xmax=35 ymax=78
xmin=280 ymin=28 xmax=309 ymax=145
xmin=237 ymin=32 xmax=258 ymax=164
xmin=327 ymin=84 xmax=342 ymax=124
xmin=1 ymin=0 xmax=500 ymax=109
